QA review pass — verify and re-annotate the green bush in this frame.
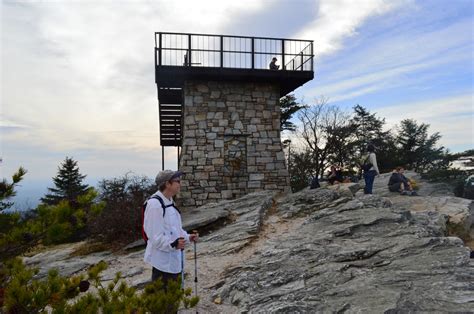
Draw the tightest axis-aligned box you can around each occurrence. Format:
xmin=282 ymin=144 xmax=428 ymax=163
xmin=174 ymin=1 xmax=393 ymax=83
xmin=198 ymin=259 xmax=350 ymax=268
xmin=46 ymin=222 xmax=74 ymax=244
xmin=0 ymin=189 xmax=105 ymax=261
xmin=1 ymin=258 xmax=199 ymax=313
xmin=35 ymin=189 xmax=104 ymax=245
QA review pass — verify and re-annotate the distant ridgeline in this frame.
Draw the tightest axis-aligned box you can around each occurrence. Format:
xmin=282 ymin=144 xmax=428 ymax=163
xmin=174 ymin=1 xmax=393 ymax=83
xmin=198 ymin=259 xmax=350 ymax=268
xmin=451 ymin=156 xmax=474 ymax=171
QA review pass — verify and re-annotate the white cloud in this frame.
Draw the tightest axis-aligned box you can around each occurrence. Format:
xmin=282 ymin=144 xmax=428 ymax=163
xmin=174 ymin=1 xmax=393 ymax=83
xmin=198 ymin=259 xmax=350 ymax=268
xmin=2 ymin=0 xmax=472 ymax=180
xmin=376 ymin=94 xmax=473 ymax=122
xmin=376 ymin=94 xmax=474 ymax=148
xmin=1 ymin=0 xmax=412 ymax=154
xmin=303 ymin=17 xmax=473 ymax=101
xmin=1 ymin=0 xmax=266 ymax=153
xmin=296 ymin=0 xmax=411 ymax=56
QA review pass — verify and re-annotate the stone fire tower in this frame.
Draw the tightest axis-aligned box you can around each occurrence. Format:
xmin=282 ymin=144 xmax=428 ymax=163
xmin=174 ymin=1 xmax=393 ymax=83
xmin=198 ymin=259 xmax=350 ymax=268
xmin=155 ymin=32 xmax=314 ymax=207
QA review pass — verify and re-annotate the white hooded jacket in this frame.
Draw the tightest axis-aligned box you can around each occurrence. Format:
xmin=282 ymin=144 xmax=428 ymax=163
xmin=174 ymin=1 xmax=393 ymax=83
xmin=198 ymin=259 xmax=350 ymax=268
xmin=143 ymin=191 xmax=190 ymax=274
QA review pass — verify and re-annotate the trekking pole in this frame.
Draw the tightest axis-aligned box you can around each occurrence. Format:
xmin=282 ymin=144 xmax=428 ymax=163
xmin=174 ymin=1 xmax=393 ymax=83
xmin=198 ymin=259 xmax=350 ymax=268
xmin=193 ymin=230 xmax=198 ymax=314
xmin=193 ymin=231 xmax=198 ymax=297
xmin=181 ymin=249 xmax=185 ymax=290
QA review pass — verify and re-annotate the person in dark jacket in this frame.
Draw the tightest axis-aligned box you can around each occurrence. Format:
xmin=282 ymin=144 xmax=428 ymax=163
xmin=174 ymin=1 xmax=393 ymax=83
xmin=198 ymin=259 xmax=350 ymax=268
xmin=327 ymin=165 xmax=344 ymax=185
xmin=388 ymin=167 xmax=417 ymax=196
xmin=310 ymin=176 xmax=320 ymax=189
xmin=269 ymin=57 xmax=280 ymax=70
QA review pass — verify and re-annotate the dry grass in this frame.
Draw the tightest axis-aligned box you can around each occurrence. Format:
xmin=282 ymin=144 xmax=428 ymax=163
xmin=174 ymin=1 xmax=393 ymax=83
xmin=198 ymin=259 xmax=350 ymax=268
xmin=70 ymin=241 xmax=111 ymax=256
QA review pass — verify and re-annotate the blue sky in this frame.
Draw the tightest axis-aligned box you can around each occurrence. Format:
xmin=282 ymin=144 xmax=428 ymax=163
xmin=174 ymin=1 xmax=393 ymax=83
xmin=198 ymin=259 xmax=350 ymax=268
xmin=1 ymin=0 xmax=473 ymax=209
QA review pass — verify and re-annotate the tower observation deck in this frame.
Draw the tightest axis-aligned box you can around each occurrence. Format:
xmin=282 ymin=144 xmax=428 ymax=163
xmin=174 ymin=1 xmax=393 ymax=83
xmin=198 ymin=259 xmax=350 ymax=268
xmin=154 ymin=32 xmax=314 ymax=148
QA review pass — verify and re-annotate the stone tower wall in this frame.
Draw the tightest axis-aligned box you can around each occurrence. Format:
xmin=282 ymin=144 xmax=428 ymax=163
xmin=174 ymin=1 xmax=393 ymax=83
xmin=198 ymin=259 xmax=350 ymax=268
xmin=179 ymin=81 xmax=290 ymax=207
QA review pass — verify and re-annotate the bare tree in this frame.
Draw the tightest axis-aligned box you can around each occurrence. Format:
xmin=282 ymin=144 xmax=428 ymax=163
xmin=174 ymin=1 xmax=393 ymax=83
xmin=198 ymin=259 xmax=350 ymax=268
xmin=295 ymin=97 xmax=354 ymax=179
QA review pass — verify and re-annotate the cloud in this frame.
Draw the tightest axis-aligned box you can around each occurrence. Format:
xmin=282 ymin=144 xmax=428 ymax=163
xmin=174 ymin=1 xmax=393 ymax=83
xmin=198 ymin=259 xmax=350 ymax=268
xmin=1 ymin=1 xmax=267 ymax=153
xmin=376 ymin=94 xmax=473 ymax=122
xmin=296 ymin=0 xmax=411 ymax=56
xmin=303 ymin=16 xmax=473 ymax=102
xmin=2 ymin=0 xmax=472 ymax=181
xmin=376 ymin=94 xmax=474 ymax=148
xmin=1 ymin=0 xmax=270 ymax=180
xmin=1 ymin=0 xmax=411 ymax=154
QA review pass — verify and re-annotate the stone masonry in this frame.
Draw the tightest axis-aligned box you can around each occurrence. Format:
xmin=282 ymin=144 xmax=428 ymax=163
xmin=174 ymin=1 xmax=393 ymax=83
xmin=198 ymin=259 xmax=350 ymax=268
xmin=179 ymin=81 xmax=290 ymax=207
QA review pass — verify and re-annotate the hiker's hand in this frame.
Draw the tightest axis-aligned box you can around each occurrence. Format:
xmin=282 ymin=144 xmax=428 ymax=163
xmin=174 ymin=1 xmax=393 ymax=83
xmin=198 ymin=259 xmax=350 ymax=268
xmin=177 ymin=237 xmax=185 ymax=249
xmin=171 ymin=237 xmax=185 ymax=250
xmin=190 ymin=232 xmax=199 ymax=242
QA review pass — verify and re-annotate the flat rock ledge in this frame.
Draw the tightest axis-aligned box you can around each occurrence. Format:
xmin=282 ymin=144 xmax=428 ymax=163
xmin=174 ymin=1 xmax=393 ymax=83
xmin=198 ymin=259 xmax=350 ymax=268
xmin=21 ymin=176 xmax=473 ymax=313
xmin=215 ymin=189 xmax=473 ymax=313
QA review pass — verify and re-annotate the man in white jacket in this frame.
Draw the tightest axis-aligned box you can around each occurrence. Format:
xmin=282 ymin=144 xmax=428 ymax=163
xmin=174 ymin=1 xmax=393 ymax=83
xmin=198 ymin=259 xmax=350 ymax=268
xmin=363 ymin=144 xmax=380 ymax=194
xmin=143 ymin=170 xmax=198 ymax=287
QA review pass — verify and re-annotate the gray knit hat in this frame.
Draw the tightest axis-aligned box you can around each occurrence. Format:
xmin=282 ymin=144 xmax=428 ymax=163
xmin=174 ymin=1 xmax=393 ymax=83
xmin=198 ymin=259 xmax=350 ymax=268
xmin=155 ymin=170 xmax=183 ymax=188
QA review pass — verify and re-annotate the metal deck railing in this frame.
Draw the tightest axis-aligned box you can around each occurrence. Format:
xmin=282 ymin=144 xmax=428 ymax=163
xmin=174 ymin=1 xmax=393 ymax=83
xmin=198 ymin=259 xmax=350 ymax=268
xmin=154 ymin=32 xmax=314 ymax=71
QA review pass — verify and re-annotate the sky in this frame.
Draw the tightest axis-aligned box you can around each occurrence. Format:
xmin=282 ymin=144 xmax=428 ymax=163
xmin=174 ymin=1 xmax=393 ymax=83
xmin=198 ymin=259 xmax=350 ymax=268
xmin=1 ymin=0 xmax=473 ymax=209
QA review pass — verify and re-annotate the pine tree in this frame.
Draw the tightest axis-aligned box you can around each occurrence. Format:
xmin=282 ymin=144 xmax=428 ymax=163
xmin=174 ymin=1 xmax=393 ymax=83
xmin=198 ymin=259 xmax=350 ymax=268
xmin=350 ymin=105 xmax=396 ymax=172
xmin=395 ymin=119 xmax=445 ymax=172
xmin=0 ymin=167 xmax=27 ymax=211
xmin=1 ymin=167 xmax=27 ymax=259
xmin=2 ymin=259 xmax=198 ymax=313
xmin=280 ymin=94 xmax=306 ymax=132
xmin=351 ymin=105 xmax=388 ymax=152
xmin=41 ymin=157 xmax=89 ymax=206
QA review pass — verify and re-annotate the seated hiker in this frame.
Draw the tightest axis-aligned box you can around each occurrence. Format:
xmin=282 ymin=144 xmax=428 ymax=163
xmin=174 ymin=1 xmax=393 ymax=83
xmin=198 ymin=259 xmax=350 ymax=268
xmin=269 ymin=57 xmax=280 ymax=70
xmin=183 ymin=53 xmax=189 ymax=66
xmin=388 ymin=166 xmax=417 ymax=196
xmin=310 ymin=176 xmax=320 ymax=189
xmin=327 ymin=165 xmax=344 ymax=185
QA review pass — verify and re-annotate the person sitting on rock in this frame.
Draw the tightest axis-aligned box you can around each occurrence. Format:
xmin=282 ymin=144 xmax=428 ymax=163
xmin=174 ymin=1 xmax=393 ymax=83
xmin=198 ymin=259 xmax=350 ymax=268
xmin=310 ymin=176 xmax=320 ymax=189
xmin=327 ymin=165 xmax=344 ymax=185
xmin=388 ymin=167 xmax=417 ymax=196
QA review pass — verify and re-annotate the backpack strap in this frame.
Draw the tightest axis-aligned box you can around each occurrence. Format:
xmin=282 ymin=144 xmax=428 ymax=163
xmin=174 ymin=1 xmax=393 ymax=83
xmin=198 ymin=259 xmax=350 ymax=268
xmin=148 ymin=195 xmax=180 ymax=217
xmin=142 ymin=195 xmax=180 ymax=243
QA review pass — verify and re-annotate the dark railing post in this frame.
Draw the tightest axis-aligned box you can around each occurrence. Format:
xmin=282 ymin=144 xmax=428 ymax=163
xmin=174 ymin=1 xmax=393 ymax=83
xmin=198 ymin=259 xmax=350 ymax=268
xmin=251 ymin=37 xmax=255 ymax=69
xmin=300 ymin=52 xmax=304 ymax=71
xmin=220 ymin=36 xmax=224 ymax=67
xmin=158 ymin=33 xmax=162 ymax=66
xmin=177 ymin=146 xmax=180 ymax=169
xmin=311 ymin=41 xmax=314 ymax=71
xmin=187 ymin=34 xmax=192 ymax=66
xmin=281 ymin=39 xmax=285 ymax=70
xmin=162 ymin=146 xmax=165 ymax=170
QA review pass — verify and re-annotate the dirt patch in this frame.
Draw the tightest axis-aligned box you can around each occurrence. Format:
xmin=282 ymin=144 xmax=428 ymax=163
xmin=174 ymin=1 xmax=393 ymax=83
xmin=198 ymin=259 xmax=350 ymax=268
xmin=180 ymin=207 xmax=307 ymax=313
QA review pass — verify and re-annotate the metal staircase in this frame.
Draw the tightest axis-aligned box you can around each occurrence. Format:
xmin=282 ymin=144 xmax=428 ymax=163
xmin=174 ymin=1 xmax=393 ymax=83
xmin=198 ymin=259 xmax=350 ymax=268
xmin=157 ymin=87 xmax=183 ymax=146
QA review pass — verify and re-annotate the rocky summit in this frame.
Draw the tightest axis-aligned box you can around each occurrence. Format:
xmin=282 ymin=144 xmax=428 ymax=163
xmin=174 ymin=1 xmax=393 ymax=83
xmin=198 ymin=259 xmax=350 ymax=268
xmin=23 ymin=173 xmax=473 ymax=313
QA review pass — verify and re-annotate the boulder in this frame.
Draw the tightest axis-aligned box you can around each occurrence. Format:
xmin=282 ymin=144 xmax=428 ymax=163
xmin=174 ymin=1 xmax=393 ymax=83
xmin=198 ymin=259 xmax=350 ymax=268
xmin=23 ymin=242 xmax=112 ymax=279
xmin=196 ymin=190 xmax=275 ymax=256
xmin=215 ymin=194 xmax=473 ymax=313
xmin=359 ymin=171 xmax=473 ymax=247
xmin=326 ymin=182 xmax=361 ymax=198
